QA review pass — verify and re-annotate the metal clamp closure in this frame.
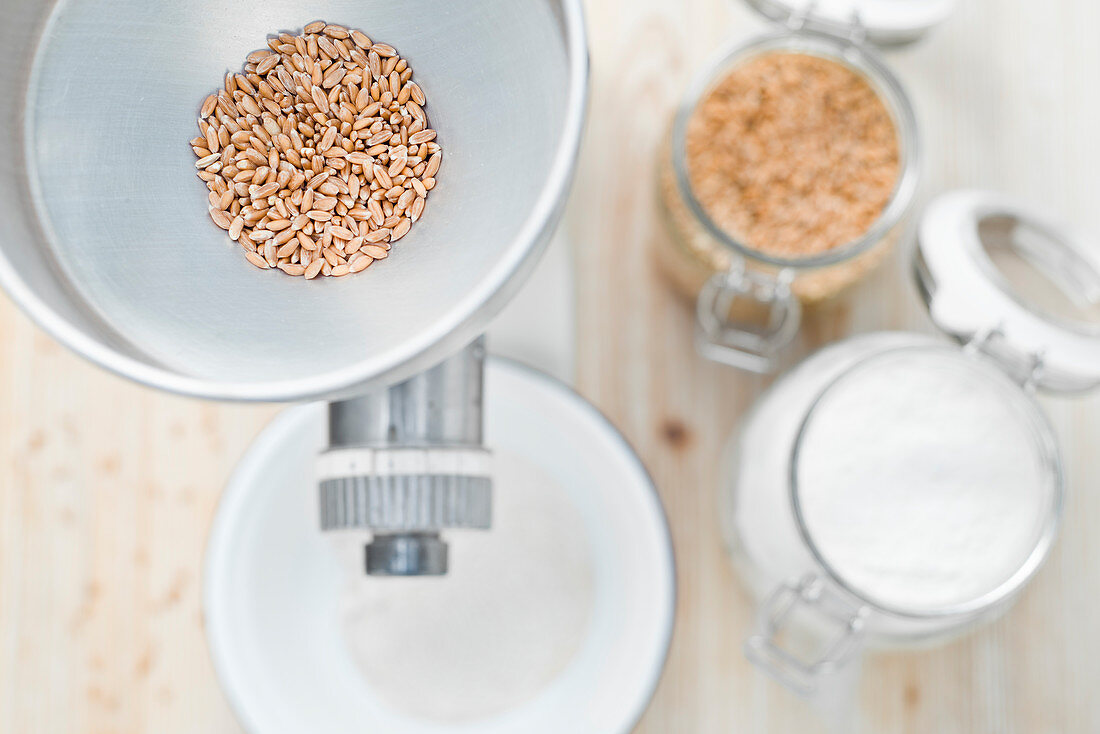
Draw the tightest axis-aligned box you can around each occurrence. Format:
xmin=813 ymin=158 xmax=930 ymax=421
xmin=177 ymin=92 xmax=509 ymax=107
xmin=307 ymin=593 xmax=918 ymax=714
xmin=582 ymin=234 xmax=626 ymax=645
xmin=784 ymin=0 xmax=815 ymax=31
xmin=695 ymin=263 xmax=801 ymax=373
xmin=778 ymin=0 xmax=866 ymax=46
xmin=964 ymin=324 xmax=1048 ymax=393
xmin=744 ymin=575 xmax=868 ymax=696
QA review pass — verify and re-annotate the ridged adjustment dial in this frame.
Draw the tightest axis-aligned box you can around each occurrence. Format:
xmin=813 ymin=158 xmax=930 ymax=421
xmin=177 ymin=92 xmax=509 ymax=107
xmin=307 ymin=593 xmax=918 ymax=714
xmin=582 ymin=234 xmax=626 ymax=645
xmin=317 ymin=446 xmax=492 ymax=531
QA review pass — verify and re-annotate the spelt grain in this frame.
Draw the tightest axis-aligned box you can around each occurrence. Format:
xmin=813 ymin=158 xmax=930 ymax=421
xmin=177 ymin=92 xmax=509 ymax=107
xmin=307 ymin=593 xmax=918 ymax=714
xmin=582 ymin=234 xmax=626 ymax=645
xmin=209 ymin=208 xmax=232 ymax=229
xmin=193 ymin=21 xmax=439 ymax=277
xmin=409 ymin=196 xmax=425 ymax=222
xmin=391 ymin=217 xmax=411 ymax=241
xmin=245 ymin=251 xmax=270 ymax=269
xmin=361 ymin=244 xmax=389 ymax=259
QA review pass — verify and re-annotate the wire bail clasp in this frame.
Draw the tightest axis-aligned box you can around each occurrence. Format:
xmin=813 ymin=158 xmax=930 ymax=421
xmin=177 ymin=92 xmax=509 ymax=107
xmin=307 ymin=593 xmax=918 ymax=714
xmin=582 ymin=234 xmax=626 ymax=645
xmin=964 ymin=323 xmax=1048 ymax=392
xmin=785 ymin=0 xmax=817 ymax=32
xmin=846 ymin=9 xmax=868 ymax=46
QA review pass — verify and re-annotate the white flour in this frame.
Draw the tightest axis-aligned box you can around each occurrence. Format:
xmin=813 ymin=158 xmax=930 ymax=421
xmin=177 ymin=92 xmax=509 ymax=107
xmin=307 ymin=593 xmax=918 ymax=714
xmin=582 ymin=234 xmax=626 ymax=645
xmin=796 ymin=351 xmax=1050 ymax=611
xmin=338 ymin=450 xmax=594 ymax=722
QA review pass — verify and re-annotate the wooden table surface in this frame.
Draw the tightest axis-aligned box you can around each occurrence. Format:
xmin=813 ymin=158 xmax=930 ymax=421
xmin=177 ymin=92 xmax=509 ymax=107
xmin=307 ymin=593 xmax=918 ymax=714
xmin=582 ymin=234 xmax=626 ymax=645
xmin=3 ymin=1 xmax=1099 ymax=732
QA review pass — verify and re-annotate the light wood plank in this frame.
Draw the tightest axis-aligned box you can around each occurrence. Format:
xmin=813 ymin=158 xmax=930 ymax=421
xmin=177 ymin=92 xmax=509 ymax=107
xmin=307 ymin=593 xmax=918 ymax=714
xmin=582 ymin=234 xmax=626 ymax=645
xmin=1 ymin=0 xmax=1099 ymax=731
xmin=571 ymin=0 xmax=1100 ymax=732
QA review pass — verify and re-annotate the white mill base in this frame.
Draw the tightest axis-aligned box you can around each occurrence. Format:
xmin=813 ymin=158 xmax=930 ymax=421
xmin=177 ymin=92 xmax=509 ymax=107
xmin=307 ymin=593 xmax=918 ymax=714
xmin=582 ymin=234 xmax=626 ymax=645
xmin=202 ymin=359 xmax=674 ymax=734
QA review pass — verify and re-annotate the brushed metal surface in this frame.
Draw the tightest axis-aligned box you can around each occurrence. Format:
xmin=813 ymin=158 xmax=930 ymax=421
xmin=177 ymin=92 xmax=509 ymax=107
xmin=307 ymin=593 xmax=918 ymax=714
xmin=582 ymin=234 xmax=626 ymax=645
xmin=327 ymin=338 xmax=485 ymax=448
xmin=318 ymin=474 xmax=492 ymax=531
xmin=0 ymin=0 xmax=588 ymax=401
xmin=322 ymin=340 xmax=490 ymax=575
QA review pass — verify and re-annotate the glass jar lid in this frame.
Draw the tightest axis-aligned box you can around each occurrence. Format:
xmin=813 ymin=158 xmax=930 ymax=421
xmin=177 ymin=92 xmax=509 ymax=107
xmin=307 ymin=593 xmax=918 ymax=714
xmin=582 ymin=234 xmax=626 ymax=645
xmin=916 ymin=190 xmax=1100 ymax=392
xmin=743 ymin=0 xmax=957 ymax=46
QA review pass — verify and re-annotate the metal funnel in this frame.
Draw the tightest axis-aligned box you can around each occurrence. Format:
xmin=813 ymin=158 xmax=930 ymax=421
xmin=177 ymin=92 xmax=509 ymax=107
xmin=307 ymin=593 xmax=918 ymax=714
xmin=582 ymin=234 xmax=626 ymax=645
xmin=0 ymin=0 xmax=587 ymax=401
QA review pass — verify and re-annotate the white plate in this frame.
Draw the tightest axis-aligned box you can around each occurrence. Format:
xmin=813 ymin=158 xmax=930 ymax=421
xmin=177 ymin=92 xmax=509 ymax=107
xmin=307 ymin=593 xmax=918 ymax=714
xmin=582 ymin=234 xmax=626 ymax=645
xmin=203 ymin=359 xmax=675 ymax=733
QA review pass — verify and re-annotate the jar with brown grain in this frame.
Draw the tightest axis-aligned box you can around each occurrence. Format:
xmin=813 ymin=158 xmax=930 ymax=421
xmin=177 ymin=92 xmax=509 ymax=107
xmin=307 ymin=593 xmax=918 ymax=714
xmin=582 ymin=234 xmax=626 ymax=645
xmin=657 ymin=5 xmax=935 ymax=373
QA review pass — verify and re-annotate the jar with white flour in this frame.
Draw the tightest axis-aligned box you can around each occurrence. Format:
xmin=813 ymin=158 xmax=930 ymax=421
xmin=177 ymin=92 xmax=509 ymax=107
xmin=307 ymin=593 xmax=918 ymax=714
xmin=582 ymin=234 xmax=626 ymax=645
xmin=722 ymin=190 xmax=1100 ymax=696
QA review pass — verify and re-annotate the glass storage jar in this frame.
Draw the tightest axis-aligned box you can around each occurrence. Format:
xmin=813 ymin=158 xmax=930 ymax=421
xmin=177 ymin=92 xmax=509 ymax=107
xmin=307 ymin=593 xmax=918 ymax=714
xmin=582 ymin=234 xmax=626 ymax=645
xmin=720 ymin=189 xmax=1100 ymax=695
xmin=657 ymin=2 xmax=943 ymax=372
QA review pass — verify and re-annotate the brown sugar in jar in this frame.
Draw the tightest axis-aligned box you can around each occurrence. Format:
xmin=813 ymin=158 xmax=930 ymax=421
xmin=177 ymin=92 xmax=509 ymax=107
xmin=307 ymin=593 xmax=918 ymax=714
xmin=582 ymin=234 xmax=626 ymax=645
xmin=686 ymin=53 xmax=899 ymax=261
xmin=658 ymin=40 xmax=918 ymax=315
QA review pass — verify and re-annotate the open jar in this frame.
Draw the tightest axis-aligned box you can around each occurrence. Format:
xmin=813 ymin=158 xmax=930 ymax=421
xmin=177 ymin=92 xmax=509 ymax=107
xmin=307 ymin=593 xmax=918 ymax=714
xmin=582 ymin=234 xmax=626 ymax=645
xmin=720 ymin=189 xmax=1100 ymax=696
xmin=657 ymin=1 xmax=955 ymax=372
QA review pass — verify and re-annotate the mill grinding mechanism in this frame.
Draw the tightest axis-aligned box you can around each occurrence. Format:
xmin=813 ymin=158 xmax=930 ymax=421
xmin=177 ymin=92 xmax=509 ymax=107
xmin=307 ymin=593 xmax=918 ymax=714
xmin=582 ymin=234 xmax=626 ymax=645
xmin=318 ymin=340 xmax=490 ymax=575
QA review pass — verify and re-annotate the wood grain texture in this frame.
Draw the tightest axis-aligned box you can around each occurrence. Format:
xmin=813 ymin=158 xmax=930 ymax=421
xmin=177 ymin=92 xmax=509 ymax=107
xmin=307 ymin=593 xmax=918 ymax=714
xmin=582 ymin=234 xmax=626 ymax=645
xmin=570 ymin=0 xmax=1100 ymax=732
xmin=1 ymin=0 xmax=1099 ymax=732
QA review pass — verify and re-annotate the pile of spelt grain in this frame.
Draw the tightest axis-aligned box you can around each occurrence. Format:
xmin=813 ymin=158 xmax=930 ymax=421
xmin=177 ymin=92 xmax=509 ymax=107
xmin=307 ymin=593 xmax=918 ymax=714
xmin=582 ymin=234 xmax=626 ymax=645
xmin=191 ymin=21 xmax=441 ymax=278
xmin=685 ymin=53 xmax=898 ymax=259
